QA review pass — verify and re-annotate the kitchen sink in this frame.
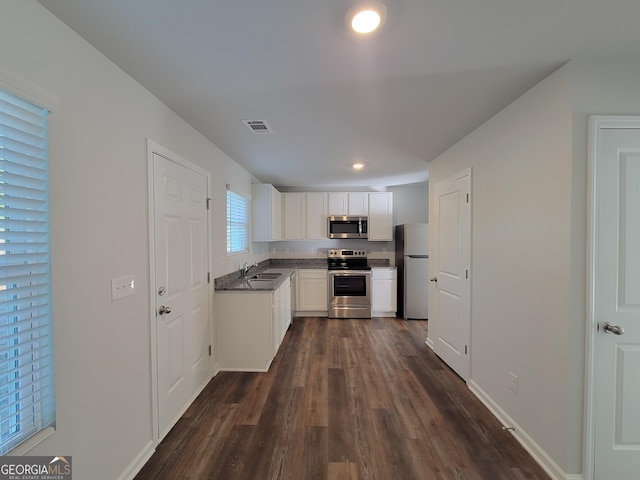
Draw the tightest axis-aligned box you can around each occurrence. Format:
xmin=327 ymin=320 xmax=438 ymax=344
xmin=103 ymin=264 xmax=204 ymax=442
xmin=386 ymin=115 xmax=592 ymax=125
xmin=250 ymin=272 xmax=282 ymax=280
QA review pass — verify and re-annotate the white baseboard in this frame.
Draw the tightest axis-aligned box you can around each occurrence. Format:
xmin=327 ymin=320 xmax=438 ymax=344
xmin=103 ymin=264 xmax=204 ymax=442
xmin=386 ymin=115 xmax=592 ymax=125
xmin=468 ymin=380 xmax=582 ymax=480
xmin=119 ymin=368 xmax=224 ymax=480
xmin=117 ymin=440 xmax=155 ymax=480
xmin=425 ymin=336 xmax=434 ymax=350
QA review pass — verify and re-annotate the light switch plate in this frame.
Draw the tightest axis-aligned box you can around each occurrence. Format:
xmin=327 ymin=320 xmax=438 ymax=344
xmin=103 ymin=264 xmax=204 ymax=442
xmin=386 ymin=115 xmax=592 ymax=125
xmin=111 ymin=274 xmax=136 ymax=301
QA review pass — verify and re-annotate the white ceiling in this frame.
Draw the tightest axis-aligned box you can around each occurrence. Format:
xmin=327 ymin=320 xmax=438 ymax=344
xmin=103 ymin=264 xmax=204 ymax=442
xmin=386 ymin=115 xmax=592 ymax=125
xmin=38 ymin=0 xmax=640 ymax=188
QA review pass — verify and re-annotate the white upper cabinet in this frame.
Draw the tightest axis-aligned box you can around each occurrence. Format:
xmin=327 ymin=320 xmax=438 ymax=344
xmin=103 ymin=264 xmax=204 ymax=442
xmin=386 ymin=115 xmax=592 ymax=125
xmin=328 ymin=192 xmax=369 ymax=216
xmin=251 ymin=184 xmax=282 ymax=241
xmin=252 ymin=185 xmax=392 ymax=242
xmin=306 ymin=193 xmax=328 ymax=240
xmin=348 ymin=193 xmax=369 ymax=216
xmin=283 ymin=192 xmax=306 ymax=240
xmin=368 ymin=192 xmax=393 ymax=241
xmin=328 ymin=193 xmax=348 ymax=216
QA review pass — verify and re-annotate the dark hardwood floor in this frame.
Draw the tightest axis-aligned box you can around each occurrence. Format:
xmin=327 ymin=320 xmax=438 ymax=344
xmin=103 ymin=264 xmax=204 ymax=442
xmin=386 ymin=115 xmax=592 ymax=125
xmin=135 ymin=317 xmax=550 ymax=480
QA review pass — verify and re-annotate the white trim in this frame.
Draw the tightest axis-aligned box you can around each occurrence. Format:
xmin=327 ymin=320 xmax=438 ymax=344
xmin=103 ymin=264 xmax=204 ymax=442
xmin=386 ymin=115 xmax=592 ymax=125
xmin=425 ymin=337 xmax=434 ymax=350
xmin=7 ymin=427 xmax=55 ymax=456
xmin=584 ymin=115 xmax=640 ymax=480
xmin=0 ymin=69 xmax=60 ymax=111
xmin=146 ymin=140 xmax=215 ymax=445
xmin=157 ymin=376 xmax=212 ymax=440
xmin=116 ymin=440 xmax=155 ymax=480
xmin=468 ymin=380 xmax=576 ymax=480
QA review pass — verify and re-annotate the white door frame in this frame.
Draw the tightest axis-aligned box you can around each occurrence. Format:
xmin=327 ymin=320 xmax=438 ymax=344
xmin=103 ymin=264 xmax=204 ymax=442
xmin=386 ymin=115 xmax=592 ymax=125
xmin=146 ymin=139 xmax=213 ymax=444
xmin=585 ymin=115 xmax=640 ymax=479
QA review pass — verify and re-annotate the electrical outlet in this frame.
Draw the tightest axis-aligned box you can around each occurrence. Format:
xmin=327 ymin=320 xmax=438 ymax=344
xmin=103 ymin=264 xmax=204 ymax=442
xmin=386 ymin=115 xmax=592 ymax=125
xmin=509 ymin=371 xmax=518 ymax=393
xmin=111 ymin=274 xmax=136 ymax=301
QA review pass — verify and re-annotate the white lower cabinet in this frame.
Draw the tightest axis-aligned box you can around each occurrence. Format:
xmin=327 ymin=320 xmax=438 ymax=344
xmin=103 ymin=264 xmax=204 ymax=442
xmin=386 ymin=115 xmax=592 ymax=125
xmin=295 ymin=269 xmax=327 ymax=315
xmin=372 ymin=267 xmax=397 ymax=317
xmin=217 ymin=276 xmax=291 ymax=371
xmin=273 ymin=276 xmax=292 ymax=352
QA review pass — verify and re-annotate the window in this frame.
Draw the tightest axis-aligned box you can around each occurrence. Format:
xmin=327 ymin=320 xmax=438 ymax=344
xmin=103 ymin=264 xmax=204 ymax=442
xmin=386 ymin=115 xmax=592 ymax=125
xmin=0 ymin=89 xmax=55 ymax=454
xmin=226 ymin=188 xmax=249 ymax=254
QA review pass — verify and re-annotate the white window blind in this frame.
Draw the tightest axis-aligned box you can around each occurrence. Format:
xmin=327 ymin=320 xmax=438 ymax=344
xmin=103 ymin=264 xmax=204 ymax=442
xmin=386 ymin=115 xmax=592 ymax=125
xmin=0 ymin=90 xmax=55 ymax=454
xmin=226 ymin=188 xmax=248 ymax=254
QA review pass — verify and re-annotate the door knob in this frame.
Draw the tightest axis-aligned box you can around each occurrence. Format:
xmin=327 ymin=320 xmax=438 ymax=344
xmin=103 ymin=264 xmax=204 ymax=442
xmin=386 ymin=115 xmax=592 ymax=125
xmin=602 ymin=322 xmax=624 ymax=335
xmin=158 ymin=305 xmax=172 ymax=315
xmin=430 ymin=277 xmax=438 ymax=282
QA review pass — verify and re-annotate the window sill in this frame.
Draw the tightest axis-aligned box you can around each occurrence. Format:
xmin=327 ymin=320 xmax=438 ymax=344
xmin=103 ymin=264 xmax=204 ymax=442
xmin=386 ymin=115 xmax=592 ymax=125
xmin=8 ymin=427 xmax=56 ymax=456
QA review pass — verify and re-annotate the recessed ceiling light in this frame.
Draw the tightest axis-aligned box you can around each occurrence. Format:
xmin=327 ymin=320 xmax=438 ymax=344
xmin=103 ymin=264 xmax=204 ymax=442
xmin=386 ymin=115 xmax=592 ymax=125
xmin=353 ymin=163 xmax=365 ymax=170
xmin=347 ymin=2 xmax=387 ymax=34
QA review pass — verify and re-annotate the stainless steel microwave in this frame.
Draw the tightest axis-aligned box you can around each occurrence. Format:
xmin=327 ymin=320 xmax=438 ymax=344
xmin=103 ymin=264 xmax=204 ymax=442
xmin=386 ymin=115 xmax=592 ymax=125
xmin=328 ymin=216 xmax=368 ymax=239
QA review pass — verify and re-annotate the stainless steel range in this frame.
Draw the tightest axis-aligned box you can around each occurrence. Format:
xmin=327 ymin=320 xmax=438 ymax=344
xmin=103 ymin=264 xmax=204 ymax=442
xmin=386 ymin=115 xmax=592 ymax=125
xmin=327 ymin=249 xmax=371 ymax=319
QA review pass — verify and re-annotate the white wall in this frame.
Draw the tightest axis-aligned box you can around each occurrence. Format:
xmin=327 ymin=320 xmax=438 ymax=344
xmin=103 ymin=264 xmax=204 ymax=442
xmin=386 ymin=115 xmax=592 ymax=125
xmin=389 ymin=183 xmax=429 ymax=225
xmin=565 ymin=58 xmax=640 ymax=476
xmin=429 ymin=66 xmax=576 ymax=475
xmin=429 ymin=58 xmax=640 ymax=478
xmin=0 ymin=1 xmax=261 ymax=478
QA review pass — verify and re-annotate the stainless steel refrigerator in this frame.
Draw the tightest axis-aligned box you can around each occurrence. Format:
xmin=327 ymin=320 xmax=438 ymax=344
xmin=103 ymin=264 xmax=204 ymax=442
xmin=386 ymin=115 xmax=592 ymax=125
xmin=395 ymin=223 xmax=429 ymax=319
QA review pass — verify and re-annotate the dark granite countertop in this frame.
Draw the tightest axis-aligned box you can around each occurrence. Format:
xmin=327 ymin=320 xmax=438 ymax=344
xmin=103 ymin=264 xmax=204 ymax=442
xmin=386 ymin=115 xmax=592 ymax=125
xmin=216 ymin=267 xmax=295 ymax=292
xmin=214 ymin=257 xmax=391 ymax=292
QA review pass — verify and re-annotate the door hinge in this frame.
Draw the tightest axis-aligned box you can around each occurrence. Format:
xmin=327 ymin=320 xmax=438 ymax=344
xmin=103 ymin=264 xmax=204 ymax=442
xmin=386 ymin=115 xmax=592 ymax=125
xmin=466 ymin=193 xmax=470 ymax=203
xmin=465 ymin=345 xmax=468 ymax=355
xmin=208 ymin=345 xmax=212 ymax=356
xmin=206 ymin=197 xmax=211 ymax=210
xmin=465 ymin=269 xmax=469 ymax=279
xmin=207 ymin=272 xmax=211 ymax=284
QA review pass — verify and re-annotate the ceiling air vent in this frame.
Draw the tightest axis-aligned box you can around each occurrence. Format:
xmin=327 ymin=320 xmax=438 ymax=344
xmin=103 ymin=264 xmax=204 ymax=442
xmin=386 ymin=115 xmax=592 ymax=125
xmin=242 ymin=119 xmax=273 ymax=134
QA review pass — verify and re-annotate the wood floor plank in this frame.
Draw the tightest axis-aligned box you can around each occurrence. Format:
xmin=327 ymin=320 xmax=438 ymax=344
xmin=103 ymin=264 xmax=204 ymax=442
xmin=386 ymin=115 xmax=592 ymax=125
xmin=305 ymin=426 xmax=328 ymax=480
xmin=327 ymin=366 xmax=357 ymax=463
xmin=233 ymin=370 xmax=274 ymax=425
xmin=203 ymin=424 xmax=255 ymax=480
xmin=134 ymin=317 xmax=550 ymax=480
xmin=328 ymin=462 xmax=359 ymax=480
xmin=304 ymin=353 xmax=329 ymax=427
xmin=265 ymin=386 xmax=306 ymax=480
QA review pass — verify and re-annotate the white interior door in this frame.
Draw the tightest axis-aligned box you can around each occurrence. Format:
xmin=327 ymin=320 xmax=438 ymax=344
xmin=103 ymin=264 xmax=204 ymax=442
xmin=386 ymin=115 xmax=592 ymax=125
xmin=430 ymin=169 xmax=471 ymax=380
xmin=152 ymin=150 xmax=210 ymax=439
xmin=590 ymin=118 xmax=640 ymax=478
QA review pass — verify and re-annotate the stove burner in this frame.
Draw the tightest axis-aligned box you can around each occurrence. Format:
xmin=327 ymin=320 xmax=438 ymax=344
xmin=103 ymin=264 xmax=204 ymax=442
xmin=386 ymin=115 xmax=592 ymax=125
xmin=327 ymin=249 xmax=371 ymax=271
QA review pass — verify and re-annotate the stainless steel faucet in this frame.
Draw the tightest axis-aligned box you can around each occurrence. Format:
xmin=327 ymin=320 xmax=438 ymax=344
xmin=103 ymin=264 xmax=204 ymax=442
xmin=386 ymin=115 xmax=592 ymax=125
xmin=241 ymin=261 xmax=259 ymax=279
